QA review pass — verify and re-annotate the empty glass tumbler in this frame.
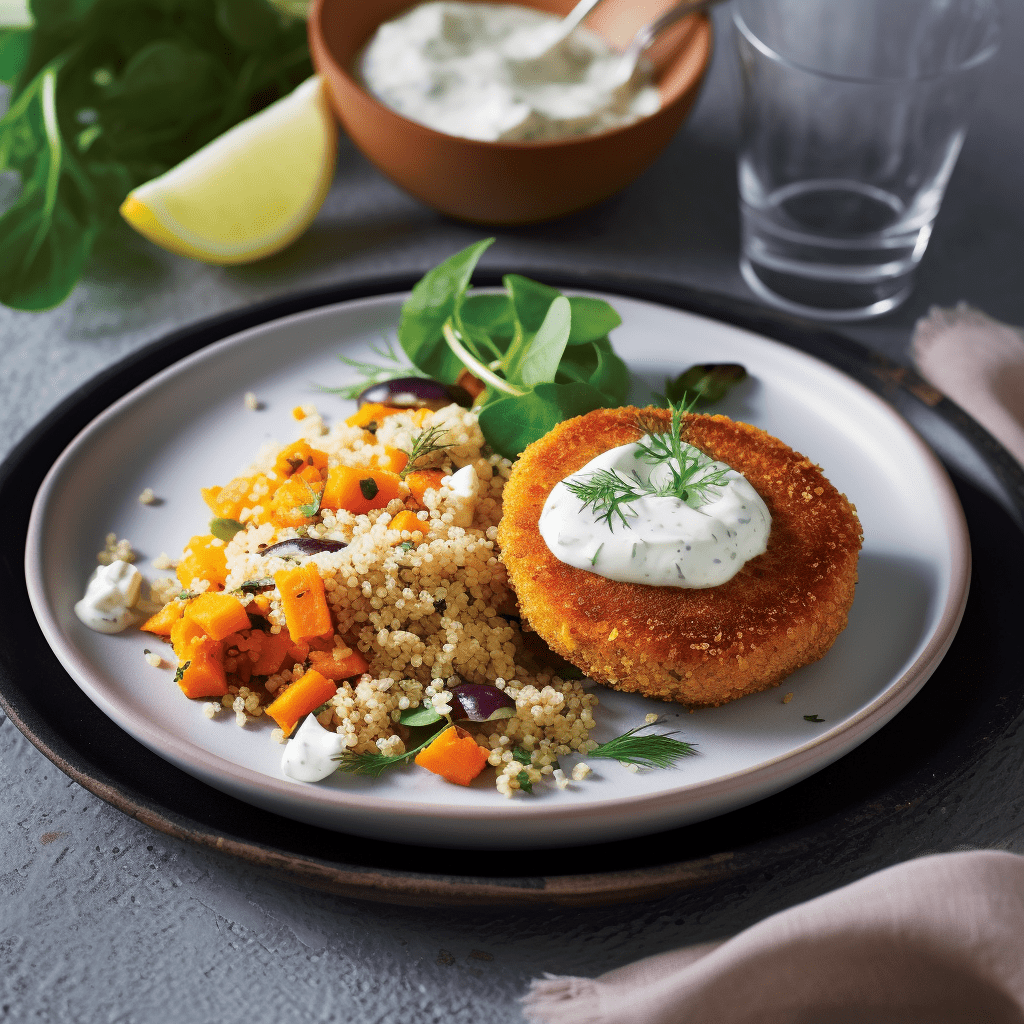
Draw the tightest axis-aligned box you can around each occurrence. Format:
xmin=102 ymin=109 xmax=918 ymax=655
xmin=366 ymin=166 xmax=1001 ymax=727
xmin=733 ymin=0 xmax=999 ymax=321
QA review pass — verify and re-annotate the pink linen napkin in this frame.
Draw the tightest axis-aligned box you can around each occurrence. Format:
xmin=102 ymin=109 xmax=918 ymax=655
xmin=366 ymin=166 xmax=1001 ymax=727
xmin=912 ymin=304 xmax=1024 ymax=465
xmin=522 ymin=850 xmax=1024 ymax=1024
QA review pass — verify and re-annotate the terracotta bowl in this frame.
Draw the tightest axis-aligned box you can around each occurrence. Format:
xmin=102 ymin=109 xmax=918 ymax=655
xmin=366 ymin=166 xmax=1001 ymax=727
xmin=308 ymin=0 xmax=713 ymax=225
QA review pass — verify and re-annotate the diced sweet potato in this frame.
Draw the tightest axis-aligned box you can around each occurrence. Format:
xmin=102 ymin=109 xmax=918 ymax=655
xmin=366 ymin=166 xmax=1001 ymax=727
xmin=320 ymin=466 xmax=402 ymax=515
xmin=266 ymin=668 xmax=337 ymax=737
xmin=140 ymin=600 xmax=185 ymax=636
xmin=414 ymin=726 xmax=489 ymax=786
xmin=405 ymin=469 xmax=446 ymax=506
xmin=185 ymin=591 xmax=251 ymax=641
xmin=177 ymin=638 xmax=228 ymax=699
xmin=268 ymin=465 xmax=323 ymax=529
xmin=308 ymin=648 xmax=370 ymax=681
xmin=176 ymin=534 xmax=228 ymax=589
xmin=389 ymin=510 xmax=427 ymax=540
xmin=272 ymin=440 xmax=328 ymax=481
xmin=344 ymin=403 xmax=402 ymax=429
xmin=274 ymin=562 xmax=332 ymax=643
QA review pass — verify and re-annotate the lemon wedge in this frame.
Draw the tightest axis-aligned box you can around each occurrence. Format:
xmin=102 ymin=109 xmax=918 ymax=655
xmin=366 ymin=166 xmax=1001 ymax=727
xmin=120 ymin=76 xmax=337 ymax=264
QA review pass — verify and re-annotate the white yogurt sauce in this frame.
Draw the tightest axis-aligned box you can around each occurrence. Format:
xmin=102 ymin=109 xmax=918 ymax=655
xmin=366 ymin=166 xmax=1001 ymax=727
xmin=74 ymin=560 xmax=144 ymax=633
xmin=281 ymin=713 xmax=346 ymax=782
xmin=539 ymin=442 xmax=772 ymax=588
xmin=358 ymin=1 xmax=661 ymax=142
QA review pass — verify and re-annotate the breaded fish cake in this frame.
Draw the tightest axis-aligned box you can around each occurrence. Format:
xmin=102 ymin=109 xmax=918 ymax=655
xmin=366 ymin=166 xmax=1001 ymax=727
xmin=497 ymin=407 xmax=862 ymax=707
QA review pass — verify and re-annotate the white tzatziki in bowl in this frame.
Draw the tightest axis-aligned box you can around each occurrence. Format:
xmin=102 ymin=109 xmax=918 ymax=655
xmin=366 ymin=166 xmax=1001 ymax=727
xmin=539 ymin=437 xmax=772 ymax=588
xmin=357 ymin=1 xmax=661 ymax=142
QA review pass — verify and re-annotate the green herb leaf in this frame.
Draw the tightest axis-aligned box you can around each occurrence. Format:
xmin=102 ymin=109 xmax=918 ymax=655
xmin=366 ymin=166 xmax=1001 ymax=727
xmin=233 ymin=577 xmax=275 ymax=593
xmin=512 ymin=748 xmax=532 ymax=766
xmin=398 ymin=238 xmax=494 ymax=383
xmin=665 ymin=364 xmax=747 ymax=407
xmin=358 ymin=477 xmax=378 ymax=500
xmin=209 ymin=517 xmax=244 ymax=541
xmin=588 ymin=722 xmax=698 ymax=769
xmin=0 ymin=29 xmax=32 ymax=84
xmin=334 ymin=721 xmax=448 ymax=778
xmin=516 ymin=769 xmax=533 ymax=794
xmin=562 ymin=400 xmax=733 ymax=530
xmin=322 ymin=337 xmax=422 ymax=400
xmin=477 ymin=381 xmax=610 ymax=460
xmin=398 ymin=423 xmax=454 ymax=479
xmin=173 ymin=660 xmax=190 ymax=683
xmin=517 ymin=294 xmax=571 ymax=388
xmin=296 ymin=478 xmax=324 ymax=517
xmin=804 ymin=714 xmax=825 ymax=723
xmin=400 ymin=704 xmax=443 ymax=727
xmin=2 ymin=0 xmax=313 ymax=311
xmin=566 ymin=296 xmax=622 ymax=346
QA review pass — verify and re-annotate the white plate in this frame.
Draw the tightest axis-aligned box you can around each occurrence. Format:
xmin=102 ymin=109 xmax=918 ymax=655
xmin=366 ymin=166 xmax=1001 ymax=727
xmin=26 ymin=293 xmax=970 ymax=849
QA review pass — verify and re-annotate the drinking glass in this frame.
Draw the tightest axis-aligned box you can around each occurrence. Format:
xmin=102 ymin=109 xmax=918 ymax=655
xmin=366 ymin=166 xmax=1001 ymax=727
xmin=733 ymin=0 xmax=999 ymax=321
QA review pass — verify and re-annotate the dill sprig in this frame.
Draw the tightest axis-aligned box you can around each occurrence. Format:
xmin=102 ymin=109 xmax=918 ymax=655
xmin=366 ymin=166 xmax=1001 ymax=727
xmin=634 ymin=402 xmax=733 ymax=506
xmin=561 ymin=400 xmax=732 ymax=530
xmin=563 ymin=468 xmax=646 ymax=531
xmin=588 ymin=722 xmax=698 ymax=769
xmin=399 ymin=423 xmax=455 ymax=479
xmin=334 ymin=724 xmax=447 ymax=778
xmin=319 ymin=337 xmax=424 ymax=400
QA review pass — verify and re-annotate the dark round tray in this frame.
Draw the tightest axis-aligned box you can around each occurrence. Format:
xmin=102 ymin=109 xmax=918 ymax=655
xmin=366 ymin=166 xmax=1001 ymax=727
xmin=3 ymin=271 xmax=1023 ymax=907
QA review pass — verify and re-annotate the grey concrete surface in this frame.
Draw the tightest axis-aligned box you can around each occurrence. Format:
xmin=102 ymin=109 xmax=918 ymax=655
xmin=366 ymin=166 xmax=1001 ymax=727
xmin=2 ymin=4 xmax=1023 ymax=1022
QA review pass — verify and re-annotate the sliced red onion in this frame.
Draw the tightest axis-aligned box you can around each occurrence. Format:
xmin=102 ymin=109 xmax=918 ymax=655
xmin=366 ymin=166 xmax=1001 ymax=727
xmin=261 ymin=537 xmax=346 ymax=558
xmin=358 ymin=377 xmax=473 ymax=410
xmin=450 ymin=683 xmax=516 ymax=722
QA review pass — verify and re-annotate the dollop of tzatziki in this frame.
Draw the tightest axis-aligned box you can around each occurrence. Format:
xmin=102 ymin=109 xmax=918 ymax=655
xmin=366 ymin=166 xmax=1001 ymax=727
xmin=281 ymin=713 xmax=346 ymax=782
xmin=74 ymin=559 xmax=144 ymax=633
xmin=358 ymin=1 xmax=661 ymax=143
xmin=539 ymin=441 xmax=771 ymax=588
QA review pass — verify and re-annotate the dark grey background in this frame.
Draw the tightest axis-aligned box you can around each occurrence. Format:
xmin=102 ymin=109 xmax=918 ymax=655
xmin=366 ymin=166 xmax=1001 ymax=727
xmin=2 ymin=3 xmax=1022 ymax=1021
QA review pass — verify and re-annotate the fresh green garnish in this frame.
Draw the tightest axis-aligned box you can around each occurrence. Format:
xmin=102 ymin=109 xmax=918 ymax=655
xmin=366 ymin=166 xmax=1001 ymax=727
xmin=565 ymin=468 xmax=648 ymax=531
xmin=209 ymin=517 xmax=245 ymax=541
xmin=588 ymin=722 xmax=697 ymax=769
xmin=296 ymin=479 xmax=324 ymax=518
xmin=399 ymin=423 xmax=454 ymax=480
xmin=321 ymin=338 xmax=426 ymax=400
xmin=357 ymin=477 xmax=378 ymax=501
xmin=590 ymin=543 xmax=604 ymax=565
xmin=399 ymin=704 xmax=443 ymax=727
xmin=334 ymin=721 xmax=447 ymax=778
xmin=331 ymin=239 xmax=630 ymax=459
xmin=0 ymin=0 xmax=312 ymax=311
xmin=516 ymin=770 xmax=534 ymax=794
xmin=804 ymin=714 xmax=825 ymax=723
xmin=512 ymin=748 xmax=532 ymax=766
xmin=664 ymin=364 xmax=747 ymax=407
xmin=563 ymin=400 xmax=732 ymax=531
xmin=173 ymin=661 xmax=190 ymax=683
xmin=233 ymin=577 xmax=275 ymax=594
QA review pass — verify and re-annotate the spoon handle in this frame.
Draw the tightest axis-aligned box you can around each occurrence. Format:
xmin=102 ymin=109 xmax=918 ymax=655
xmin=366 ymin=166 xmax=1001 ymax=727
xmin=626 ymin=0 xmax=727 ymax=65
xmin=558 ymin=0 xmax=608 ymax=38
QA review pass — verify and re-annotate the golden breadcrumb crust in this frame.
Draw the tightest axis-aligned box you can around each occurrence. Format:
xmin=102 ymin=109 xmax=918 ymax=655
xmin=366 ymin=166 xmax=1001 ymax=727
xmin=497 ymin=408 xmax=862 ymax=707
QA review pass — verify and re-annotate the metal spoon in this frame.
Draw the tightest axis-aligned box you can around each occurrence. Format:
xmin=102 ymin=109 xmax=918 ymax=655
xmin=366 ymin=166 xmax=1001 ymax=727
xmin=608 ymin=0 xmax=729 ymax=89
xmin=507 ymin=0 xmax=609 ymax=61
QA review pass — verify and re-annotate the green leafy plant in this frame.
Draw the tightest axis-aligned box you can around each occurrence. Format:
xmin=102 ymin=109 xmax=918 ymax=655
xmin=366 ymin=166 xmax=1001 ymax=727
xmin=385 ymin=238 xmax=631 ymax=459
xmin=0 ymin=0 xmax=312 ymax=310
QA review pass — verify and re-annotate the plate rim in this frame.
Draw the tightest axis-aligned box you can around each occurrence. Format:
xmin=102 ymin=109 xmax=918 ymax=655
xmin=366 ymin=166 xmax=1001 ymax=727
xmin=3 ymin=269 xmax=1021 ymax=905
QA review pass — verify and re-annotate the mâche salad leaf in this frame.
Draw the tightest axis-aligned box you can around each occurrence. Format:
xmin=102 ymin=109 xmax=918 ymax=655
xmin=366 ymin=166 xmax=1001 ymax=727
xmin=0 ymin=0 xmax=312 ymax=311
xmin=393 ymin=239 xmax=631 ymax=458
